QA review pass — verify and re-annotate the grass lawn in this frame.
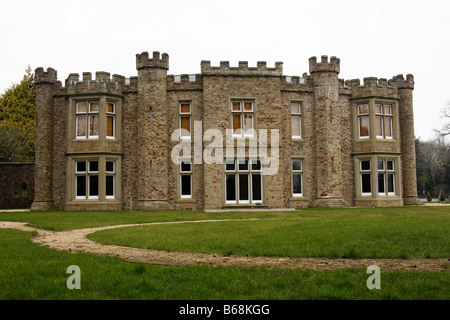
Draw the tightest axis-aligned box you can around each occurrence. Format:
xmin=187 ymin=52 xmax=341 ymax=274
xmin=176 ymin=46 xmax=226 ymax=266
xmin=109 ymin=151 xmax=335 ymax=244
xmin=0 ymin=206 xmax=449 ymax=300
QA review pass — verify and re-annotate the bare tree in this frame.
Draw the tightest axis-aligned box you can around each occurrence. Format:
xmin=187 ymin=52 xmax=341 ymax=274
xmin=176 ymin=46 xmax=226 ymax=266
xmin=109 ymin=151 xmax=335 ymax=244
xmin=436 ymin=102 xmax=450 ymax=138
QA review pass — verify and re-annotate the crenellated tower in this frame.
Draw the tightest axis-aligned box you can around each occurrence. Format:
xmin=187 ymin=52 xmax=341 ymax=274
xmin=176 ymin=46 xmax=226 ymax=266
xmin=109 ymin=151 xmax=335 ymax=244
xmin=309 ymin=56 xmax=346 ymax=207
xmin=31 ymin=67 xmax=59 ymax=210
xmin=135 ymin=51 xmax=170 ymax=210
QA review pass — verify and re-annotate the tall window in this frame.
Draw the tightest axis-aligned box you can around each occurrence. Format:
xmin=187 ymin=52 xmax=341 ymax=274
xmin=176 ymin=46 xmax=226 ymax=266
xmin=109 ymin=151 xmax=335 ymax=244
xmin=76 ymin=160 xmax=99 ymax=199
xmin=105 ymin=160 xmax=115 ymax=199
xmin=375 ymin=104 xmax=393 ymax=139
xmin=290 ymin=102 xmax=302 ymax=139
xmin=358 ymin=104 xmax=370 ymax=139
xmin=377 ymin=159 xmax=395 ymax=196
xmin=292 ymin=160 xmax=303 ymax=197
xmin=225 ymin=159 xmax=262 ymax=204
xmin=232 ymin=101 xmax=254 ymax=137
xmin=76 ymin=101 xmax=99 ymax=139
xmin=179 ymin=102 xmax=191 ymax=139
xmin=106 ymin=102 xmax=115 ymax=139
xmin=180 ymin=160 xmax=192 ymax=198
xmin=360 ymin=160 xmax=372 ymax=196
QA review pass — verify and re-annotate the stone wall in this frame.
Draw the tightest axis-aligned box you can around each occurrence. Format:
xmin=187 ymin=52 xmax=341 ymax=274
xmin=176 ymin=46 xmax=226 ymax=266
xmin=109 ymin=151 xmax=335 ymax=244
xmin=0 ymin=163 xmax=35 ymax=209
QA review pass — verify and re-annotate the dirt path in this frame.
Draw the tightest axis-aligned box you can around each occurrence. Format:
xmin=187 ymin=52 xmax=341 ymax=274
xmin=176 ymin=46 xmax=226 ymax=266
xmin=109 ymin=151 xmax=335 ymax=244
xmin=0 ymin=219 xmax=448 ymax=272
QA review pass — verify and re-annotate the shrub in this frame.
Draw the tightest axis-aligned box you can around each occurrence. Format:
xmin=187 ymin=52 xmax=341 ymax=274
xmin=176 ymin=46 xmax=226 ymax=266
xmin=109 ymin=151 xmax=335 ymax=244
xmin=427 ymin=192 xmax=432 ymax=202
xmin=439 ymin=190 xmax=445 ymax=202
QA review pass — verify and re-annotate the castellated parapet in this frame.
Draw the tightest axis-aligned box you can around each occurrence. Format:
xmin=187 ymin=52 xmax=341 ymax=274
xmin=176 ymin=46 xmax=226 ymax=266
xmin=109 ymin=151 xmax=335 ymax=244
xmin=31 ymin=51 xmax=421 ymax=211
xmin=309 ymin=55 xmax=340 ymax=74
xmin=136 ymin=51 xmax=169 ymax=70
xmin=200 ymin=60 xmax=283 ymax=76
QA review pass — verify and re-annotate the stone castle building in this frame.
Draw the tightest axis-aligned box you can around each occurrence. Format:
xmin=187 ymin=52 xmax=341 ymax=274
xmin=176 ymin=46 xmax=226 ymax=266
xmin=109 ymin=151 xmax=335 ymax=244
xmin=31 ymin=51 xmax=421 ymax=211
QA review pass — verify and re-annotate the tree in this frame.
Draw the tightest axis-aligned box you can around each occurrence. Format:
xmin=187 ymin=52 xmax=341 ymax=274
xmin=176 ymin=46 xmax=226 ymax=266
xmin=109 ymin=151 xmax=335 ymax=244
xmin=436 ymin=102 xmax=450 ymax=138
xmin=416 ymin=137 xmax=450 ymax=197
xmin=0 ymin=66 xmax=36 ymax=162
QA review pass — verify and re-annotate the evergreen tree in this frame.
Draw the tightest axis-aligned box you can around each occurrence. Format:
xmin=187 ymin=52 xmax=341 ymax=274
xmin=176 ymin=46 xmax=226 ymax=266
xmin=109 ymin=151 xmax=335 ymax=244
xmin=0 ymin=67 xmax=35 ymax=161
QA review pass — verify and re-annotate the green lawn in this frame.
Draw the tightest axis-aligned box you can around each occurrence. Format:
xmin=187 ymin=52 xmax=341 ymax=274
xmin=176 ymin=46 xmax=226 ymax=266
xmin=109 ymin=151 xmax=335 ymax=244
xmin=88 ymin=207 xmax=450 ymax=259
xmin=0 ymin=206 xmax=449 ymax=300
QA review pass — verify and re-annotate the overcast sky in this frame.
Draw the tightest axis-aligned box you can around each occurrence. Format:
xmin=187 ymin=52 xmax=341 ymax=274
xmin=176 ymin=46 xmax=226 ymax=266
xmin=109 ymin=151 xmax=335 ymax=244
xmin=1 ymin=0 xmax=449 ymax=141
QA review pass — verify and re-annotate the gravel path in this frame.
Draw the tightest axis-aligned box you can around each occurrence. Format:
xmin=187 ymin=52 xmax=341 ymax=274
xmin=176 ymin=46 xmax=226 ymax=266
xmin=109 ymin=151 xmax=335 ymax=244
xmin=0 ymin=219 xmax=448 ymax=272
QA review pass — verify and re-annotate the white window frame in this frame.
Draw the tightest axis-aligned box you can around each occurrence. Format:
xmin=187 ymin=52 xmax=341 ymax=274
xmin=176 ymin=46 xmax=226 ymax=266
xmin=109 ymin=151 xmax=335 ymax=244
xmin=179 ymin=102 xmax=191 ymax=140
xmin=106 ymin=102 xmax=116 ymax=139
xmin=358 ymin=104 xmax=370 ymax=139
xmin=292 ymin=159 xmax=303 ymax=197
xmin=180 ymin=160 xmax=192 ymax=198
xmin=290 ymin=102 xmax=302 ymax=139
xmin=105 ymin=160 xmax=115 ymax=199
xmin=360 ymin=159 xmax=372 ymax=196
xmin=231 ymin=101 xmax=254 ymax=137
xmin=224 ymin=158 xmax=263 ymax=204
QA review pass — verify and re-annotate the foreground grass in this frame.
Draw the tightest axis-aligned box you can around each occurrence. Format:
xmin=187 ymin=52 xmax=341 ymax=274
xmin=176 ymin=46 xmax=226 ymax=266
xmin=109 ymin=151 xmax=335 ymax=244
xmin=88 ymin=206 xmax=450 ymax=259
xmin=0 ymin=229 xmax=448 ymax=300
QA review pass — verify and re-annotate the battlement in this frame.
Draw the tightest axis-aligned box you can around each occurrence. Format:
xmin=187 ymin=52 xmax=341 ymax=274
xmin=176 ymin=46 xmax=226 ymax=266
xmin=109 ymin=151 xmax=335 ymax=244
xmin=64 ymin=71 xmax=126 ymax=95
xmin=309 ymin=55 xmax=340 ymax=74
xmin=35 ymin=67 xmax=58 ymax=84
xmin=167 ymin=74 xmax=202 ymax=91
xmin=200 ymin=60 xmax=283 ymax=76
xmin=136 ymin=51 xmax=169 ymax=70
xmin=393 ymin=74 xmax=414 ymax=89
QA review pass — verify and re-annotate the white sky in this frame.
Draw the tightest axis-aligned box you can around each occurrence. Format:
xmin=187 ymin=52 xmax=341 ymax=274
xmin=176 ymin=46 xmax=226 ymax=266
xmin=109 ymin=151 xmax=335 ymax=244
xmin=1 ymin=0 xmax=449 ymax=141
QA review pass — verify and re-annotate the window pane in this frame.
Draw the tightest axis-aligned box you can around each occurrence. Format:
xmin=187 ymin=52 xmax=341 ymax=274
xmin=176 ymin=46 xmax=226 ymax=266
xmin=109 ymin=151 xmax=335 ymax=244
xmin=225 ymin=160 xmax=235 ymax=171
xmin=180 ymin=103 xmax=190 ymax=114
xmin=291 ymin=102 xmax=301 ymax=114
xmin=106 ymin=161 xmax=114 ymax=172
xmin=181 ymin=161 xmax=191 ymax=172
xmin=387 ymin=160 xmax=394 ymax=171
xmin=361 ymin=173 xmax=371 ymax=194
xmin=77 ymin=102 xmax=87 ymax=113
xmin=375 ymin=104 xmax=382 ymax=114
xmin=106 ymin=175 xmax=114 ymax=197
xmin=378 ymin=173 xmax=385 ymax=194
xmin=76 ymin=115 xmax=87 ymax=137
xmin=89 ymin=114 xmax=99 ymax=137
xmin=243 ymin=102 xmax=253 ymax=111
xmin=238 ymin=160 xmax=248 ymax=171
xmin=243 ymin=114 xmax=253 ymax=134
xmin=251 ymin=160 xmax=261 ymax=171
xmin=293 ymin=173 xmax=302 ymax=195
xmin=107 ymin=116 xmax=114 ymax=137
xmin=252 ymin=174 xmax=262 ymax=201
xmin=384 ymin=105 xmax=392 ymax=115
xmin=181 ymin=175 xmax=191 ymax=196
xmin=233 ymin=114 xmax=241 ymax=134
xmin=358 ymin=104 xmax=369 ymax=115
xmin=89 ymin=102 xmax=99 ymax=112
xmin=76 ymin=176 xmax=86 ymax=197
xmin=89 ymin=175 xmax=99 ymax=197
xmin=107 ymin=103 xmax=115 ymax=113
xmin=361 ymin=160 xmax=371 ymax=171
xmin=89 ymin=161 xmax=99 ymax=172
xmin=384 ymin=117 xmax=393 ymax=138
xmin=76 ymin=161 xmax=86 ymax=173
xmin=377 ymin=160 xmax=384 ymax=170
xmin=232 ymin=102 xmax=241 ymax=111
xmin=376 ymin=116 xmax=383 ymax=137
xmin=239 ymin=174 xmax=249 ymax=201
xmin=359 ymin=117 xmax=369 ymax=137
xmin=226 ymin=175 xmax=236 ymax=201
xmin=291 ymin=116 xmax=301 ymax=137
xmin=181 ymin=117 xmax=190 ymax=136
xmin=292 ymin=160 xmax=302 ymax=171
xmin=387 ymin=173 xmax=395 ymax=193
